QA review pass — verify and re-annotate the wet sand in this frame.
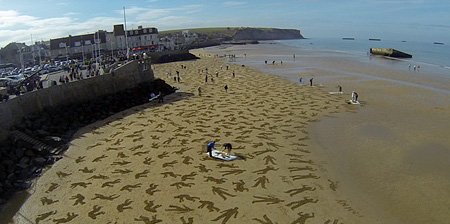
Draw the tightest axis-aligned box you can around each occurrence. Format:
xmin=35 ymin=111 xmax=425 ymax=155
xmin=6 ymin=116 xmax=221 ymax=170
xmin=12 ymin=53 xmax=373 ymax=223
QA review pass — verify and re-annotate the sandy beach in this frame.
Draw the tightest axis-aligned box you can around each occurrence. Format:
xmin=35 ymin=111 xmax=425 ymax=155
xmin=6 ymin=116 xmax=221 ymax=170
xmin=204 ymin=42 xmax=450 ymax=224
xmin=9 ymin=43 xmax=450 ymax=224
xmin=10 ymin=51 xmax=372 ymax=224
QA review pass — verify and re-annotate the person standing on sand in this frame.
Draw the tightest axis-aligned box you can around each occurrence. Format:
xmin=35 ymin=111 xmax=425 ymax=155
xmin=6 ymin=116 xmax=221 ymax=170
xmin=198 ymin=87 xmax=202 ymax=96
xmin=224 ymin=85 xmax=228 ymax=93
xmin=338 ymin=85 xmax=342 ymax=93
xmin=310 ymin=78 xmax=313 ymax=86
xmin=207 ymin=141 xmax=215 ymax=157
xmin=355 ymin=92 xmax=358 ymax=102
xmin=232 ymin=71 xmax=235 ymax=78
xmin=299 ymin=77 xmax=302 ymax=84
xmin=205 ymin=75 xmax=208 ymax=83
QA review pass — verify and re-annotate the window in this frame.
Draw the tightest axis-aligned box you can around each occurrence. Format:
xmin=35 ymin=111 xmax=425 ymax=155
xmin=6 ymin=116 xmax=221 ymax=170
xmin=135 ymin=30 xmax=138 ymax=35
xmin=143 ymin=29 xmax=147 ymax=34
xmin=59 ymin=42 xmax=67 ymax=48
xmin=85 ymin=40 xmax=91 ymax=45
xmin=74 ymin=41 xmax=81 ymax=47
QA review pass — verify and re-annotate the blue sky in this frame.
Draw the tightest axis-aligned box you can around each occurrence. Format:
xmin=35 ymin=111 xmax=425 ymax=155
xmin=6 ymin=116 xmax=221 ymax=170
xmin=0 ymin=0 xmax=449 ymax=47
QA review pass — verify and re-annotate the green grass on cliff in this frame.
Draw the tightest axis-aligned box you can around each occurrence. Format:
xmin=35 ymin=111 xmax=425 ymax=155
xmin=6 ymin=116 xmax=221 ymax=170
xmin=159 ymin=27 xmax=276 ymax=38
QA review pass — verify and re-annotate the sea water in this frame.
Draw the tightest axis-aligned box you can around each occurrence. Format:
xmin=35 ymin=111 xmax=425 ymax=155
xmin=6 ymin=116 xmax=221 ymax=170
xmin=279 ymin=38 xmax=450 ymax=72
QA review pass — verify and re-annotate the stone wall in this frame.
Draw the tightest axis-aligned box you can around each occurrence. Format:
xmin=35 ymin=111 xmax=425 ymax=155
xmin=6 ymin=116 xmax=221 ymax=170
xmin=0 ymin=59 xmax=154 ymax=141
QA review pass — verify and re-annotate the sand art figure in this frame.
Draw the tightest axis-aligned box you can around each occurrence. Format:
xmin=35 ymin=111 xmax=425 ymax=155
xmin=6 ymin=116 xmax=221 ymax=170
xmin=117 ymin=199 xmax=134 ymax=212
xmin=92 ymin=193 xmax=119 ymax=201
xmin=88 ymin=205 xmax=105 ymax=219
xmin=253 ymin=176 xmax=270 ymax=189
xmin=70 ymin=194 xmax=86 ymax=205
xmin=291 ymin=212 xmax=314 ymax=224
xmin=35 ymin=210 xmax=57 ymax=224
xmin=252 ymin=195 xmax=284 ymax=205
xmin=174 ymin=194 xmax=200 ymax=203
xmin=134 ymin=215 xmax=162 ymax=224
xmin=166 ymin=204 xmax=193 ymax=213
xmin=53 ymin=212 xmax=78 ymax=224
xmin=211 ymin=207 xmax=239 ymax=224
xmin=144 ymin=200 xmax=162 ymax=212
xmin=285 ymin=185 xmax=316 ymax=197
xmin=120 ymin=183 xmax=142 ymax=192
xmin=252 ymin=214 xmax=277 ymax=224
xmin=40 ymin=197 xmax=59 ymax=205
xmin=212 ymin=186 xmax=236 ymax=200
xmin=145 ymin=183 xmax=161 ymax=195
xmin=286 ymin=197 xmax=319 ymax=210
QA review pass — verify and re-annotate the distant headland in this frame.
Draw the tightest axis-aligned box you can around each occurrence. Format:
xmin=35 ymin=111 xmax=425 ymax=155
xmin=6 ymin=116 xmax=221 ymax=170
xmin=159 ymin=27 xmax=304 ymax=48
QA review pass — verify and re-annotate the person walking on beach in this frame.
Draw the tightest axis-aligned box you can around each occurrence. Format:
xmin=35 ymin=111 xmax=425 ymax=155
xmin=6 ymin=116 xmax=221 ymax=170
xmin=224 ymin=85 xmax=228 ymax=93
xmin=207 ymin=141 xmax=215 ymax=157
xmin=309 ymin=78 xmax=313 ymax=86
xmin=205 ymin=75 xmax=208 ymax=83
xmin=338 ymin=85 xmax=342 ymax=93
xmin=198 ymin=87 xmax=202 ymax=96
xmin=355 ymin=92 xmax=358 ymax=102
xmin=232 ymin=71 xmax=235 ymax=78
xmin=299 ymin=77 xmax=302 ymax=84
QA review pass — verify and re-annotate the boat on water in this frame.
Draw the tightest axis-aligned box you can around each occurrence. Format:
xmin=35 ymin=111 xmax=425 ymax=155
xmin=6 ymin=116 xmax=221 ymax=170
xmin=370 ymin=48 xmax=412 ymax=58
xmin=369 ymin=38 xmax=381 ymax=41
xmin=342 ymin=37 xmax=355 ymax=40
xmin=433 ymin=42 xmax=444 ymax=45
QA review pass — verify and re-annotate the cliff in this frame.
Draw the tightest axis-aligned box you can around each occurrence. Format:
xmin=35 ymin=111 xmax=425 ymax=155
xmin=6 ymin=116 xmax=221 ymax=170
xmin=159 ymin=27 xmax=304 ymax=43
xmin=231 ymin=28 xmax=304 ymax=40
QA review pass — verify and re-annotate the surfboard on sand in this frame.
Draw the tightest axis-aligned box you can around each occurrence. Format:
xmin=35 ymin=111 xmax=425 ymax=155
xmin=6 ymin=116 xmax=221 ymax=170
xmin=348 ymin=100 xmax=360 ymax=104
xmin=329 ymin=91 xmax=343 ymax=95
xmin=206 ymin=150 xmax=237 ymax=161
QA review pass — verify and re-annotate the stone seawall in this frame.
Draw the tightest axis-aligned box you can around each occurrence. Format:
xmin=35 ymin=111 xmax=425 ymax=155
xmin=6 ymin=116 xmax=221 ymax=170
xmin=0 ymin=59 xmax=154 ymax=141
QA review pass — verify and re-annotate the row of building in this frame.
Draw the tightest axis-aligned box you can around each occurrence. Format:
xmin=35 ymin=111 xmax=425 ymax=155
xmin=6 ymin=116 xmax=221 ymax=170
xmin=0 ymin=24 xmax=200 ymax=69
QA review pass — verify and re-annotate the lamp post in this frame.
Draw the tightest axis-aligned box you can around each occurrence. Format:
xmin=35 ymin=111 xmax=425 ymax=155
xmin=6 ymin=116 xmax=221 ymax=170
xmin=65 ymin=45 xmax=70 ymax=63
xmin=19 ymin=47 xmax=25 ymax=72
xmin=81 ymin=42 xmax=85 ymax=64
